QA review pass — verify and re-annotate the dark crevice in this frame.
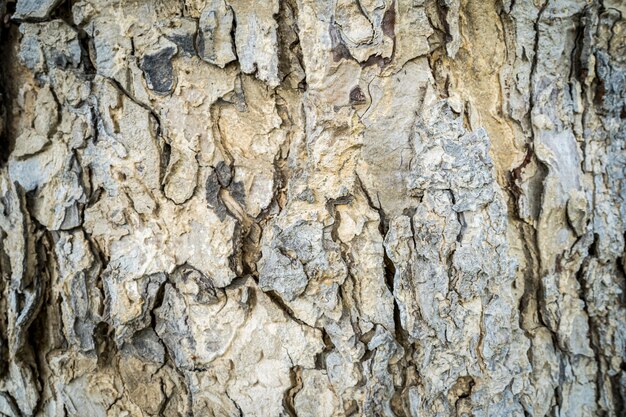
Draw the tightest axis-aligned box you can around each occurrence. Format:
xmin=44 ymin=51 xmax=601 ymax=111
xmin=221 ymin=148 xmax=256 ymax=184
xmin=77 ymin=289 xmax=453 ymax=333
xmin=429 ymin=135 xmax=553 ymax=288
xmin=326 ymin=195 xmax=353 ymax=243
xmin=0 ymin=391 xmax=22 ymax=417
xmin=107 ymin=76 xmax=162 ymax=138
xmin=155 ymin=378 xmax=170 ymax=417
xmin=451 ymin=375 xmax=475 ymax=412
xmin=356 ymin=174 xmax=410 ymax=347
xmin=93 ymin=321 xmax=116 ymax=368
xmin=229 ymin=4 xmax=238 ymax=61
xmin=284 ymin=365 xmax=302 ymax=417
xmin=610 ymin=371 xmax=625 ymax=416
xmin=435 ymin=0 xmax=456 ymax=55
xmin=315 ymin=327 xmax=335 ymax=370
xmin=383 ymin=250 xmax=395 ymax=295
xmin=507 ymin=144 xmax=534 ymax=218
xmin=276 ymin=0 xmax=303 ymax=86
xmin=225 ymin=390 xmax=243 ymax=417
xmin=160 ymin=140 xmax=171 ymax=192
xmin=0 ymin=1 xmax=14 ymax=165
xmin=265 ymin=290 xmax=313 ymax=330
xmin=569 ymin=11 xmax=585 ymax=84
xmin=144 ymin=276 xmax=194 ymax=413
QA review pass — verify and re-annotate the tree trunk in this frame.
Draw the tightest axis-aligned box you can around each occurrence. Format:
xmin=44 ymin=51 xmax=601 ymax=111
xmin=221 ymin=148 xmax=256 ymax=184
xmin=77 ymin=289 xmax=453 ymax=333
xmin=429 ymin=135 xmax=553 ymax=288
xmin=0 ymin=0 xmax=624 ymax=416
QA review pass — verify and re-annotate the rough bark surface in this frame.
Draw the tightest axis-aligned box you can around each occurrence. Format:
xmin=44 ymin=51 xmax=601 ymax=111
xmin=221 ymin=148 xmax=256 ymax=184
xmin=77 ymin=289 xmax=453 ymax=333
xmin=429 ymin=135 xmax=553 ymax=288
xmin=0 ymin=0 xmax=624 ymax=416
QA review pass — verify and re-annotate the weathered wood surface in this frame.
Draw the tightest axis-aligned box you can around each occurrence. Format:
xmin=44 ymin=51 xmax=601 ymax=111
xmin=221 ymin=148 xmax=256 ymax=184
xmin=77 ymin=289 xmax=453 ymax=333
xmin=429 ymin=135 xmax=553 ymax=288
xmin=0 ymin=0 xmax=624 ymax=416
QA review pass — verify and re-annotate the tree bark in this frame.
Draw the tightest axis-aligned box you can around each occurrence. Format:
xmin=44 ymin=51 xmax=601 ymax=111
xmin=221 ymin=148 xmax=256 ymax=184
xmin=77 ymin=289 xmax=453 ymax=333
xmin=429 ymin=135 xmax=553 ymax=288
xmin=0 ymin=0 xmax=624 ymax=416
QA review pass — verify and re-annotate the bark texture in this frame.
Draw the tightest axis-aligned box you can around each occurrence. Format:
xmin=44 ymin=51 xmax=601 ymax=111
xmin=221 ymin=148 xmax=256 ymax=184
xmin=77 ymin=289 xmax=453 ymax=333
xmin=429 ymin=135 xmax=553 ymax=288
xmin=0 ymin=0 xmax=625 ymax=416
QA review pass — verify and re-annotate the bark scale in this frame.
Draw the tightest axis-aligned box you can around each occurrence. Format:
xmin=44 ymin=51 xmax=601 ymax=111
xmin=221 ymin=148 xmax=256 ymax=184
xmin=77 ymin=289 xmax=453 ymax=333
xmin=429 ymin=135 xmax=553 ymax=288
xmin=0 ymin=0 xmax=624 ymax=416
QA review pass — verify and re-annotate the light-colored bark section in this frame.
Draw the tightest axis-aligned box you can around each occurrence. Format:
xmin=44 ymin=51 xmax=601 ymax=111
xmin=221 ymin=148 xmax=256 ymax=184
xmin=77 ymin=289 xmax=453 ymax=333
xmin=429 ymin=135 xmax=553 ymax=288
xmin=0 ymin=0 xmax=624 ymax=416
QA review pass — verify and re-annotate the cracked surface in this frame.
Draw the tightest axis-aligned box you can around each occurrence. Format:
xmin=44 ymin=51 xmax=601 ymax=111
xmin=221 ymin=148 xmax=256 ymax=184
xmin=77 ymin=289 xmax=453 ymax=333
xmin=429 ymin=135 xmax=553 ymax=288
xmin=0 ymin=0 xmax=624 ymax=416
